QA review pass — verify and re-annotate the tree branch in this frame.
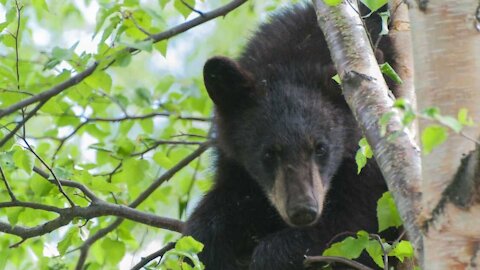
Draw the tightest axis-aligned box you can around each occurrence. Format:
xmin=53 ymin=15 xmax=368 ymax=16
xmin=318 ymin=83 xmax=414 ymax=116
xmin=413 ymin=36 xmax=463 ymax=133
xmin=75 ymin=141 xmax=211 ymax=270
xmin=0 ymin=198 xmax=184 ymax=245
xmin=311 ymin=0 xmax=423 ymax=255
xmin=304 ymin=256 xmax=374 ymax=270
xmin=130 ymin=242 xmax=175 ymax=270
xmin=0 ymin=63 xmax=98 ymax=119
xmin=0 ymin=0 xmax=247 ymax=120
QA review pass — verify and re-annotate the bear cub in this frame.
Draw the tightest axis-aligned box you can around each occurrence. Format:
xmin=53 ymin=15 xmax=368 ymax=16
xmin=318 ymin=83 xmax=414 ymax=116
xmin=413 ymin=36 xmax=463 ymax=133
xmin=184 ymin=3 xmax=398 ymax=270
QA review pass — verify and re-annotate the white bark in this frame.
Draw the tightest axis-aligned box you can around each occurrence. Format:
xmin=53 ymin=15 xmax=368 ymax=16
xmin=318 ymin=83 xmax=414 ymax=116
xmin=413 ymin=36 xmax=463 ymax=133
xmin=410 ymin=0 xmax=480 ymax=269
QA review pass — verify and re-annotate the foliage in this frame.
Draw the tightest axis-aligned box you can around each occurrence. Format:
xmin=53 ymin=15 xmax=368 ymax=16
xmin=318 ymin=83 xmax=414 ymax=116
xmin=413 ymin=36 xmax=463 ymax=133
xmin=0 ymin=0 xmax=296 ymax=269
xmin=322 ymin=193 xmax=414 ymax=268
xmin=355 ymin=137 xmax=373 ymax=174
xmin=379 ymin=98 xmax=475 ymax=155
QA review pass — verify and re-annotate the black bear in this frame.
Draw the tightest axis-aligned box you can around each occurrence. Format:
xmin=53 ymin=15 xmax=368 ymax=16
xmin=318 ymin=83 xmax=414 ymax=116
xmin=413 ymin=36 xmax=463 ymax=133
xmin=184 ymin=3 xmax=397 ymax=270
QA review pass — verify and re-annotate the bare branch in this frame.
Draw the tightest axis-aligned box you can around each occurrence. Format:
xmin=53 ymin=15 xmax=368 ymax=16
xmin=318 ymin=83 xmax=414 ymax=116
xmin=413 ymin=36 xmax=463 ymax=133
xmin=130 ymin=242 xmax=175 ymax=270
xmin=0 ymin=201 xmax=63 ymax=213
xmin=75 ymin=141 xmax=211 ymax=270
xmin=304 ymin=256 xmax=374 ymax=270
xmin=0 ymin=201 xmax=183 ymax=245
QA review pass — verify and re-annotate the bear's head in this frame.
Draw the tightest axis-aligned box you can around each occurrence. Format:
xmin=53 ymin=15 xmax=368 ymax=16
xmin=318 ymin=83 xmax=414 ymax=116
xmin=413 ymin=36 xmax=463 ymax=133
xmin=204 ymin=56 xmax=354 ymax=227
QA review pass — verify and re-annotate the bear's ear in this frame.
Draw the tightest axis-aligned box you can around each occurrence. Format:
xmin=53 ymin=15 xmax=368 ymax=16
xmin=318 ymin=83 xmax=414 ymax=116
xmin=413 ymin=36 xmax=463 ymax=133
xmin=203 ymin=56 xmax=256 ymax=112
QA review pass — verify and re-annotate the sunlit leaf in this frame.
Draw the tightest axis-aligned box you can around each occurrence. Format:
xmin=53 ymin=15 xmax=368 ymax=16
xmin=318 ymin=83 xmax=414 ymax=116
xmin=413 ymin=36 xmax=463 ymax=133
xmin=377 ymin=192 xmax=402 ymax=232
xmin=421 ymin=125 xmax=448 ymax=154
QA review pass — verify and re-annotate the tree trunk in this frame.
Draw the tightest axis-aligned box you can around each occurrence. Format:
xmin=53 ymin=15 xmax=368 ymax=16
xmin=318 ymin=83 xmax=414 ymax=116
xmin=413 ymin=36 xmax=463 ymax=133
xmin=410 ymin=1 xmax=480 ymax=268
xmin=313 ymin=0 xmax=480 ymax=268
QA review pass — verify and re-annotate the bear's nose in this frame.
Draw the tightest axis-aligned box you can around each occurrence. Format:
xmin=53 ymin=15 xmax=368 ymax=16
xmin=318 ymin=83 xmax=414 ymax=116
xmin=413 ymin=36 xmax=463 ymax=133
xmin=287 ymin=203 xmax=318 ymax=226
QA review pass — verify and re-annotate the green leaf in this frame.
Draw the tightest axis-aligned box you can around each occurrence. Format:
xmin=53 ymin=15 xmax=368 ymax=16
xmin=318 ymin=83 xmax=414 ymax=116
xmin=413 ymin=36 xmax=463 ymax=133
xmin=113 ymin=50 xmax=132 ymax=67
xmin=379 ymin=111 xmax=394 ymax=136
xmin=323 ymin=232 xmax=369 ymax=259
xmin=379 ymin=63 xmax=402 ymax=84
xmin=153 ymin=152 xmax=174 ymax=168
xmin=331 ymin=74 xmax=341 ymax=84
xmin=57 ymin=229 xmax=76 ymax=255
xmin=421 ymin=106 xmax=440 ymax=118
xmin=365 ymin=240 xmax=384 ymax=267
xmin=90 ymin=179 xmax=121 ymax=193
xmin=355 ymin=137 xmax=373 ymax=174
xmin=435 ymin=115 xmax=462 ymax=133
xmin=134 ymin=87 xmax=152 ymax=106
xmin=154 ymin=40 xmax=168 ymax=57
xmin=389 ymin=240 xmax=414 ymax=262
xmin=32 ymin=0 xmax=49 ymax=11
xmin=323 ymin=0 xmax=343 ymax=6
xmin=421 ymin=125 xmax=448 ymax=154
xmin=12 ymin=148 xmax=34 ymax=173
xmin=175 ymin=236 xmax=204 ymax=254
xmin=458 ymin=108 xmax=475 ymax=126
xmin=30 ymin=175 xmax=53 ymax=196
xmin=114 ymin=138 xmax=136 ymax=157
xmin=101 ymin=238 xmax=126 ymax=265
xmin=377 ymin=192 xmax=402 ymax=232
xmin=174 ymin=0 xmax=196 ymax=19
xmin=7 ymin=208 xmax=24 ymax=226
xmin=85 ymin=71 xmax=112 ymax=93
xmin=360 ymin=0 xmax=388 ymax=12
xmin=140 ymin=118 xmax=154 ymax=133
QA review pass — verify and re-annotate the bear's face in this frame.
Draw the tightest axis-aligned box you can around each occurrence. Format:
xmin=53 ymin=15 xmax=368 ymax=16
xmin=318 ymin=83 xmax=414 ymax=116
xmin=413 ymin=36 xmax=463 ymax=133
xmin=204 ymin=57 xmax=349 ymax=227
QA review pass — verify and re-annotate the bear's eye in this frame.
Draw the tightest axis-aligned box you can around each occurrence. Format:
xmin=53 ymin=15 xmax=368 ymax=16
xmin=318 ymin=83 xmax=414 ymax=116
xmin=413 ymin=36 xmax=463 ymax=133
xmin=314 ymin=143 xmax=328 ymax=159
xmin=262 ymin=148 xmax=278 ymax=166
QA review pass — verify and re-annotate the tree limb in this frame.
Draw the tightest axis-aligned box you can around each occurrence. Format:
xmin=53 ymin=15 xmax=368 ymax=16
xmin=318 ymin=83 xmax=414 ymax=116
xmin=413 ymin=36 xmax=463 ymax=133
xmin=311 ymin=0 xmax=423 ymax=256
xmin=75 ymin=141 xmax=211 ymax=270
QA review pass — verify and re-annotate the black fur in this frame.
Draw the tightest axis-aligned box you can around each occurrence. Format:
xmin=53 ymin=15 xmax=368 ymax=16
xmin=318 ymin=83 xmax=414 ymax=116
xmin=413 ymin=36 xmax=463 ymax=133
xmin=184 ymin=3 xmax=397 ymax=270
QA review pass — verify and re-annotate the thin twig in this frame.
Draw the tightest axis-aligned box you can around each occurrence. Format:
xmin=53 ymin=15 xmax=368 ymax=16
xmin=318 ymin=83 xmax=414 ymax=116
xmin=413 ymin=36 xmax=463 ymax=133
xmin=0 ymin=100 xmax=47 ymax=148
xmin=181 ymin=0 xmax=204 ymax=16
xmin=130 ymin=242 xmax=175 ymax=270
xmin=125 ymin=11 xmax=153 ymax=38
xmin=14 ymin=1 xmax=25 ymax=138
xmin=369 ymin=233 xmax=388 ymax=270
xmin=0 ymin=166 xmax=16 ymax=201
xmin=304 ymin=256 xmax=374 ymax=270
xmin=22 ymin=138 xmax=75 ymax=207
xmin=132 ymin=140 xmax=205 ymax=157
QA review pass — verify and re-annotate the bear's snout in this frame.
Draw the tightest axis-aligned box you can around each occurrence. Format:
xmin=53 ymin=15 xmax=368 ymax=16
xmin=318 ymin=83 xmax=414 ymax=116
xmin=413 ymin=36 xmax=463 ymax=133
xmin=287 ymin=201 xmax=318 ymax=226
